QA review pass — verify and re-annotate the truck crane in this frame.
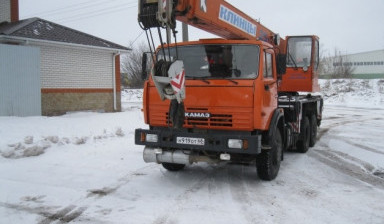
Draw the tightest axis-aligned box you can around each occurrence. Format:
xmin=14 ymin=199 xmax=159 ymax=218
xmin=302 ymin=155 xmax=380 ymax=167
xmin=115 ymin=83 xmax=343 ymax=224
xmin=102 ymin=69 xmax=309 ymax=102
xmin=135 ymin=0 xmax=323 ymax=180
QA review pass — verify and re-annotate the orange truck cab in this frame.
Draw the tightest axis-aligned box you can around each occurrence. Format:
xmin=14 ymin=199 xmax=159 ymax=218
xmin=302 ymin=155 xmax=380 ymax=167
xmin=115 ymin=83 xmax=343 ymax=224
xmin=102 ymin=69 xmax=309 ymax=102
xmin=134 ymin=0 xmax=323 ymax=180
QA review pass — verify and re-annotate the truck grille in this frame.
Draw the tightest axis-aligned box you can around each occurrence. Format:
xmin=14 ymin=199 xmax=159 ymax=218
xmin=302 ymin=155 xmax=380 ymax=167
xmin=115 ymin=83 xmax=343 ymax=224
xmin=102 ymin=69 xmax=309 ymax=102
xmin=165 ymin=108 xmax=232 ymax=127
xmin=151 ymin=106 xmax=252 ymax=130
xmin=185 ymin=113 xmax=232 ymax=127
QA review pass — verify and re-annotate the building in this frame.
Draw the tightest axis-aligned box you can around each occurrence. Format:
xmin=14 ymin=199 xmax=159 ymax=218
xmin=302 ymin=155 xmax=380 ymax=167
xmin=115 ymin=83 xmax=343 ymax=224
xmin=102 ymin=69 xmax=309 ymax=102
xmin=323 ymin=49 xmax=384 ymax=79
xmin=0 ymin=0 xmax=130 ymax=116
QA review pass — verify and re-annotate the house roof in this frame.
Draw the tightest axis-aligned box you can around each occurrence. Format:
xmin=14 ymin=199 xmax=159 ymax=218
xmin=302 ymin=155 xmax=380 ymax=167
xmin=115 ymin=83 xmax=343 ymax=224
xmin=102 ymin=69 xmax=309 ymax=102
xmin=0 ymin=17 xmax=130 ymax=51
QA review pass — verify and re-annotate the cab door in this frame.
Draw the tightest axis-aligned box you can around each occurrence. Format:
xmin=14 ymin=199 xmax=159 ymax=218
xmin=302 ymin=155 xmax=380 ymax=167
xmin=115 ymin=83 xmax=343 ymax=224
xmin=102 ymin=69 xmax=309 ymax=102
xmin=261 ymin=49 xmax=278 ymax=128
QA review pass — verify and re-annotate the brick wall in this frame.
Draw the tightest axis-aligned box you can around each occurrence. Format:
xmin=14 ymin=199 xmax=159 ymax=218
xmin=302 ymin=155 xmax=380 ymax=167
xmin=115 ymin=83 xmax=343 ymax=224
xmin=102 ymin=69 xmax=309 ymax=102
xmin=40 ymin=45 xmax=113 ymax=89
xmin=37 ymin=44 xmax=121 ymax=115
xmin=0 ymin=0 xmax=11 ymax=22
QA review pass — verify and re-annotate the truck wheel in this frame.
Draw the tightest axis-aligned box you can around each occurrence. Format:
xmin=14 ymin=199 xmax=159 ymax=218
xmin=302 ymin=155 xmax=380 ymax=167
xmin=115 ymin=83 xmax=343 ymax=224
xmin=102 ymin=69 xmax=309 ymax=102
xmin=297 ymin=116 xmax=310 ymax=153
xmin=162 ymin=163 xmax=185 ymax=171
xmin=256 ymin=129 xmax=282 ymax=180
xmin=309 ymin=114 xmax=317 ymax=147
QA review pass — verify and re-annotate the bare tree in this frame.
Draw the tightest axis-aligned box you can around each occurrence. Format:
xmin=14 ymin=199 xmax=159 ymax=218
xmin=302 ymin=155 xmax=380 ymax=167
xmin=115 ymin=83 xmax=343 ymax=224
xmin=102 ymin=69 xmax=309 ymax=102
xmin=319 ymin=48 xmax=355 ymax=79
xmin=121 ymin=42 xmax=150 ymax=88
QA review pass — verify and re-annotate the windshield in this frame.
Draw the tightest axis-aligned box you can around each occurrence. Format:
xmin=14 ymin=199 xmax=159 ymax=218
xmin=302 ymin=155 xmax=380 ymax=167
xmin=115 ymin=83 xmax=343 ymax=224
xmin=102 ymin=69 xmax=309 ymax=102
xmin=157 ymin=44 xmax=259 ymax=79
xmin=286 ymin=37 xmax=313 ymax=68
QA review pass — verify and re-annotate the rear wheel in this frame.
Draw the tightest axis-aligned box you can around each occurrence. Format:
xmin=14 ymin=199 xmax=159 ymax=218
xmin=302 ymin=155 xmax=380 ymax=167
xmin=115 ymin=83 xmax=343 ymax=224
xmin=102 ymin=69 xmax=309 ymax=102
xmin=256 ymin=129 xmax=282 ymax=180
xmin=297 ymin=116 xmax=310 ymax=153
xmin=309 ymin=114 xmax=318 ymax=147
xmin=162 ymin=163 xmax=185 ymax=171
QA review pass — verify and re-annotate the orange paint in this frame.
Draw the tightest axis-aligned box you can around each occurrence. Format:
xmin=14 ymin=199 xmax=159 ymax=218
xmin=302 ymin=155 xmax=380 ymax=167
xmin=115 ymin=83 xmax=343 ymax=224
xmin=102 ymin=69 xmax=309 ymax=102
xmin=143 ymin=39 xmax=280 ymax=132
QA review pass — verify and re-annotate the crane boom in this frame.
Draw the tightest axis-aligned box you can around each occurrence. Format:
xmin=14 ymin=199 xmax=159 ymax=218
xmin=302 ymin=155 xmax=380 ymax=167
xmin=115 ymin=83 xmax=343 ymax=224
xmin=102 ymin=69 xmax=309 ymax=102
xmin=138 ymin=0 xmax=320 ymax=95
xmin=139 ymin=0 xmax=283 ymax=46
xmin=175 ymin=0 xmax=279 ymax=44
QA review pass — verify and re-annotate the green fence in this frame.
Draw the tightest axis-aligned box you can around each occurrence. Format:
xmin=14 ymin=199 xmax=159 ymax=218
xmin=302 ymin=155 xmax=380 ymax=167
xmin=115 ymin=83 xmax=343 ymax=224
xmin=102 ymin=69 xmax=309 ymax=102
xmin=320 ymin=73 xmax=384 ymax=79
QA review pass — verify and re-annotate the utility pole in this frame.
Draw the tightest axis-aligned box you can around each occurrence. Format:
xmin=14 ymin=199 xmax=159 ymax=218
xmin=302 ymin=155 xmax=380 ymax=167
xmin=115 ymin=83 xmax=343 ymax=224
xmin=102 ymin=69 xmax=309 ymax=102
xmin=182 ymin=23 xmax=189 ymax=42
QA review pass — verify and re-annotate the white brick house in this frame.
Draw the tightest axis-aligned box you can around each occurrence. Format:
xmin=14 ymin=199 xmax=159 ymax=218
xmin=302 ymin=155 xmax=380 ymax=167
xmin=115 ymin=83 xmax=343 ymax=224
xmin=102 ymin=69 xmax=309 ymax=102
xmin=0 ymin=17 xmax=130 ymax=115
xmin=40 ymin=45 xmax=114 ymax=89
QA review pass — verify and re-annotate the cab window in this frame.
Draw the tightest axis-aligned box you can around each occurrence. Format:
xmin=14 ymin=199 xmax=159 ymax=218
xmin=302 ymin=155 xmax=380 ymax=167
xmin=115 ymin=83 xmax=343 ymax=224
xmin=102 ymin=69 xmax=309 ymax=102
xmin=263 ymin=52 xmax=273 ymax=78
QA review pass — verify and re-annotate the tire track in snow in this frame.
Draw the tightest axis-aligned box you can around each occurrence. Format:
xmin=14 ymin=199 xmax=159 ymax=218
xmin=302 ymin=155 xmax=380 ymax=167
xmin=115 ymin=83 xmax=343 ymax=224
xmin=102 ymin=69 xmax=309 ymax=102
xmin=317 ymin=117 xmax=380 ymax=140
xmin=1 ymin=164 xmax=158 ymax=223
xmin=38 ymin=205 xmax=87 ymax=224
xmin=86 ymin=164 xmax=158 ymax=198
xmin=309 ymin=149 xmax=384 ymax=189
xmin=312 ymin=109 xmax=384 ymax=189
xmin=226 ymin=165 xmax=264 ymax=224
xmin=0 ymin=203 xmax=86 ymax=224
xmin=325 ymin=135 xmax=384 ymax=156
xmin=151 ymin=166 xmax=228 ymax=224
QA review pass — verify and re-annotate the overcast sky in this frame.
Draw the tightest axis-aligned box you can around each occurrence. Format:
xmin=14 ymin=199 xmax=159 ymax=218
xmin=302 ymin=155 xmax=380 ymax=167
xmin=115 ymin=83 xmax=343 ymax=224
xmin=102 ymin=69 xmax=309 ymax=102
xmin=19 ymin=0 xmax=384 ymax=55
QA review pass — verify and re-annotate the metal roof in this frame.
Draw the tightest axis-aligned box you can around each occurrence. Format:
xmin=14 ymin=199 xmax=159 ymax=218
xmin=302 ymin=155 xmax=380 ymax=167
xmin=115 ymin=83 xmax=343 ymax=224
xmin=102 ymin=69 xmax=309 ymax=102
xmin=0 ymin=17 xmax=130 ymax=51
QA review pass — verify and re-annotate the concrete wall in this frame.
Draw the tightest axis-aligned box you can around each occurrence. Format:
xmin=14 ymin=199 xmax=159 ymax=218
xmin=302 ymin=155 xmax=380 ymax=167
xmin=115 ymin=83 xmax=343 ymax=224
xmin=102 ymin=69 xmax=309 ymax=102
xmin=0 ymin=0 xmax=11 ymax=22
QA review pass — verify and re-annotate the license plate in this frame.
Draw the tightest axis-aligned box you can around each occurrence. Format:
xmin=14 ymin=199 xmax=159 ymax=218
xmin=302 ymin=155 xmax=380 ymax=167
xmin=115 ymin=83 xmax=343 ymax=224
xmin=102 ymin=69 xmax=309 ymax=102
xmin=176 ymin=137 xmax=205 ymax=146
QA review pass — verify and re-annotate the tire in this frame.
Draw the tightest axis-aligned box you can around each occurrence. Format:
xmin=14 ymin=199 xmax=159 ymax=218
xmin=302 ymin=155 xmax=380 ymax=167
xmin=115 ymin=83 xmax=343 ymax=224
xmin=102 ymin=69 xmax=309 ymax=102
xmin=297 ymin=116 xmax=310 ymax=153
xmin=256 ymin=129 xmax=283 ymax=180
xmin=162 ymin=163 xmax=185 ymax=171
xmin=309 ymin=114 xmax=318 ymax=147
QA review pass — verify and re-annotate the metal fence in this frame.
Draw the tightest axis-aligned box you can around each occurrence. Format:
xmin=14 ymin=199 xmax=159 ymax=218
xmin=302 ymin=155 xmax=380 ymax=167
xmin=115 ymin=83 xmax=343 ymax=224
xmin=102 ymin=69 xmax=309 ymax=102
xmin=0 ymin=44 xmax=41 ymax=116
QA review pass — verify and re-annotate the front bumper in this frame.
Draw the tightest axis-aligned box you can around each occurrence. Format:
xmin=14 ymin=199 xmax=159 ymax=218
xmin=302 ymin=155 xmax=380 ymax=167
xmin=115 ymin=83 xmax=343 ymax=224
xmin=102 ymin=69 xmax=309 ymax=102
xmin=135 ymin=128 xmax=262 ymax=155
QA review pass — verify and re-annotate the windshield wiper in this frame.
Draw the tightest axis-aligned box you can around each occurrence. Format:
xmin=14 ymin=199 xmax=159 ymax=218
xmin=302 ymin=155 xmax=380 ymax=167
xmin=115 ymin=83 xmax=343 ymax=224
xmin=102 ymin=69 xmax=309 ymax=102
xmin=187 ymin=76 xmax=211 ymax=84
xmin=288 ymin=52 xmax=298 ymax=70
xmin=226 ymin=79 xmax=238 ymax=85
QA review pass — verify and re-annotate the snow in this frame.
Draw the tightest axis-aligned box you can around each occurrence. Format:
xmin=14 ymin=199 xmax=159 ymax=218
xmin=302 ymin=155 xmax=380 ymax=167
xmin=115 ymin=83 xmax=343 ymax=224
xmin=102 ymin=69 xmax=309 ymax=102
xmin=1 ymin=80 xmax=384 ymax=223
xmin=319 ymin=79 xmax=384 ymax=108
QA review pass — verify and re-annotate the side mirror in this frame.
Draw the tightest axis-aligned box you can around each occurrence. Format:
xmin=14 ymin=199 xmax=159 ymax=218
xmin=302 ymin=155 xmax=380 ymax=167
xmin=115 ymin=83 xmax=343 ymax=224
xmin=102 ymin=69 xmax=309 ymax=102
xmin=141 ymin=52 xmax=151 ymax=80
xmin=273 ymin=33 xmax=281 ymax=46
xmin=276 ymin=54 xmax=286 ymax=75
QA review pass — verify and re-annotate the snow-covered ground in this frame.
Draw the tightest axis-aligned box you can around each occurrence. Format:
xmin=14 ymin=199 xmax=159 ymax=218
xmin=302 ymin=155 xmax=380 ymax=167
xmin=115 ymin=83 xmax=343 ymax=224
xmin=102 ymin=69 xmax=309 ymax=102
xmin=1 ymin=80 xmax=384 ymax=224
xmin=319 ymin=79 xmax=384 ymax=108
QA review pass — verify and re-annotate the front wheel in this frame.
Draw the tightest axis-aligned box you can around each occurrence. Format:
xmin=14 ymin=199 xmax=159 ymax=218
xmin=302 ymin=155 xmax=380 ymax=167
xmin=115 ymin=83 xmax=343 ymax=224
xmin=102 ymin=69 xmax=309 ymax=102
xmin=162 ymin=163 xmax=185 ymax=171
xmin=256 ymin=129 xmax=283 ymax=180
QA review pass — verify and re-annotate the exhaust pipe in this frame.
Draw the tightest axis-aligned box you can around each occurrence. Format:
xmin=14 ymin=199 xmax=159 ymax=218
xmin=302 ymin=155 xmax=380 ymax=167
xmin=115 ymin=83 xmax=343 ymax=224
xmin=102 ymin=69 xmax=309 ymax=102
xmin=143 ymin=147 xmax=219 ymax=164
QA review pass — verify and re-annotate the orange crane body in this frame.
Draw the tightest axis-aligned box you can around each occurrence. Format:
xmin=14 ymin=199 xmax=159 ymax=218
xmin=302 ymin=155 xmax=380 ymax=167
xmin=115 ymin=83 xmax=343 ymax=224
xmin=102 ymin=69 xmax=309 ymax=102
xmin=135 ymin=0 xmax=323 ymax=180
xmin=161 ymin=0 xmax=319 ymax=92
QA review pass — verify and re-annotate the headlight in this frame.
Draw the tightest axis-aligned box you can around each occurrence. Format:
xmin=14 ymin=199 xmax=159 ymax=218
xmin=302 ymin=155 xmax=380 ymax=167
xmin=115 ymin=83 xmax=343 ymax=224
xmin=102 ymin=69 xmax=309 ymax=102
xmin=145 ymin=134 xmax=158 ymax=143
xmin=227 ymin=139 xmax=248 ymax=149
xmin=228 ymin=139 xmax=243 ymax=149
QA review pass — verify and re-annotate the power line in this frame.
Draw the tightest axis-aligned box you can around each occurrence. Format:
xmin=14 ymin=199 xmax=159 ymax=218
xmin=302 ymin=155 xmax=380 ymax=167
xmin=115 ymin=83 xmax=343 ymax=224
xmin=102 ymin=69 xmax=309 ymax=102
xmin=24 ymin=0 xmax=137 ymax=18
xmin=129 ymin=31 xmax=145 ymax=48
xmin=24 ymin=0 xmax=106 ymax=17
xmin=57 ymin=4 xmax=137 ymax=23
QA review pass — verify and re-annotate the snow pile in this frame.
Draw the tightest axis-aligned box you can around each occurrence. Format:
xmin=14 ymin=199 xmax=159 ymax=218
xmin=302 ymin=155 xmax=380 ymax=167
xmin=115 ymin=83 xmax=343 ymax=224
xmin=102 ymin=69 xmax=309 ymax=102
xmin=121 ymin=89 xmax=143 ymax=103
xmin=121 ymin=89 xmax=143 ymax=111
xmin=0 ymin=128 xmax=125 ymax=159
xmin=319 ymin=79 xmax=384 ymax=107
xmin=0 ymin=112 xmax=137 ymax=160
